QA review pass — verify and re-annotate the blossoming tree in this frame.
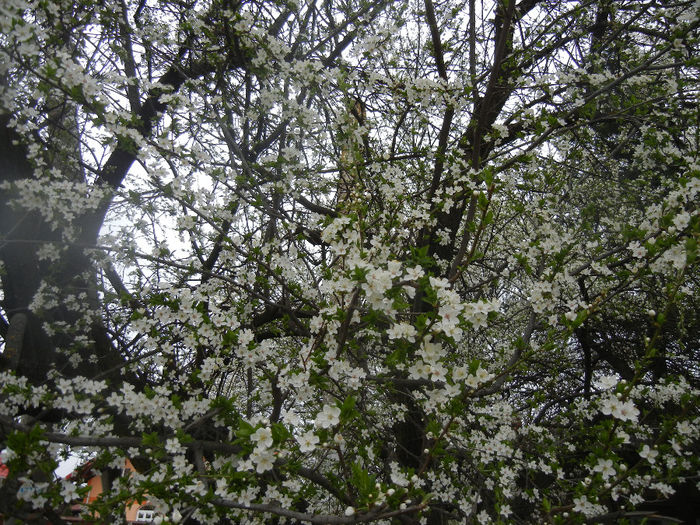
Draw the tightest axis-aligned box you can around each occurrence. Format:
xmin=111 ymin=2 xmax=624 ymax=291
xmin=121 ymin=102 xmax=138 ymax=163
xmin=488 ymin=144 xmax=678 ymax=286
xmin=1 ymin=0 xmax=699 ymax=523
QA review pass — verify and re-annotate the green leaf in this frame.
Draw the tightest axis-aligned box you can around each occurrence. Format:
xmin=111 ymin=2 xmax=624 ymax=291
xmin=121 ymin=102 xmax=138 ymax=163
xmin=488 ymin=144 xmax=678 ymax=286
xmin=271 ymin=422 xmax=290 ymax=443
xmin=686 ymin=237 xmax=697 ymax=264
xmin=351 ymin=463 xmax=377 ymax=500
xmin=482 ymin=167 xmax=494 ymax=186
xmin=236 ymin=420 xmax=255 ymax=440
xmin=341 ymin=395 xmax=357 ymax=419
xmin=142 ymin=432 xmax=160 ymax=447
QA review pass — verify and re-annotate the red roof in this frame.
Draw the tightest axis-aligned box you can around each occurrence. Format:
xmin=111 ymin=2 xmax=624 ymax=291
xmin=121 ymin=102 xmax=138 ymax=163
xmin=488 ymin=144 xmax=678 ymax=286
xmin=64 ymin=460 xmax=96 ymax=481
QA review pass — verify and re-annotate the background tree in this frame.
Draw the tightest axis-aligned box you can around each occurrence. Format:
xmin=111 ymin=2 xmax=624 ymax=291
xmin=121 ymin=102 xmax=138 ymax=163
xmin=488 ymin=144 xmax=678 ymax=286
xmin=1 ymin=0 xmax=699 ymax=523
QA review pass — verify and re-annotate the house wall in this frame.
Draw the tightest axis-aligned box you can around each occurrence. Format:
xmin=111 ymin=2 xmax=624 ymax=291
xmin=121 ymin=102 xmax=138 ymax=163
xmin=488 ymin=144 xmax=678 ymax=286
xmin=77 ymin=458 xmax=149 ymax=523
xmin=84 ymin=475 xmax=103 ymax=504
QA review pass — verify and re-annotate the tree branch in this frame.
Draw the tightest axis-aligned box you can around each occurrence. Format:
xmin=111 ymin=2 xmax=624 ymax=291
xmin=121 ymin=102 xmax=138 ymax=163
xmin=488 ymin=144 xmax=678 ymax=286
xmin=0 ymin=413 xmax=240 ymax=454
xmin=424 ymin=0 xmax=448 ymax=80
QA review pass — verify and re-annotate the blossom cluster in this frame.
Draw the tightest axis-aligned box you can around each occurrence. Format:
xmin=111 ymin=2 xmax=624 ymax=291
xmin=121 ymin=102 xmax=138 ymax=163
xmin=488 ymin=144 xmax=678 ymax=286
xmin=1 ymin=1 xmax=699 ymax=524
